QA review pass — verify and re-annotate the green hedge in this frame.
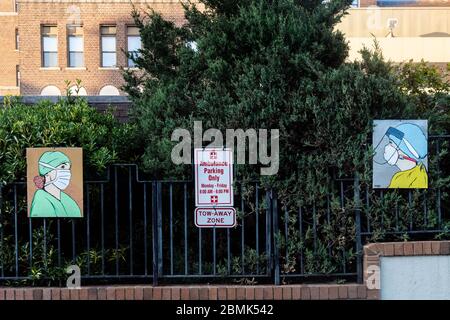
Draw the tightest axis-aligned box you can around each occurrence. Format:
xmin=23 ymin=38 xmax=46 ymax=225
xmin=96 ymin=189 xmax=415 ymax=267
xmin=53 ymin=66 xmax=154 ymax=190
xmin=123 ymin=0 xmax=450 ymax=278
xmin=0 ymin=96 xmax=137 ymax=184
xmin=0 ymin=96 xmax=139 ymax=285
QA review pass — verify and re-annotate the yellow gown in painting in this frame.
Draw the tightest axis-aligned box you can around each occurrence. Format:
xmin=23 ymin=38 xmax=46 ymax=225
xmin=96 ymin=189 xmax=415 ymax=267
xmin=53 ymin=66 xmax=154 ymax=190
xmin=388 ymin=164 xmax=428 ymax=189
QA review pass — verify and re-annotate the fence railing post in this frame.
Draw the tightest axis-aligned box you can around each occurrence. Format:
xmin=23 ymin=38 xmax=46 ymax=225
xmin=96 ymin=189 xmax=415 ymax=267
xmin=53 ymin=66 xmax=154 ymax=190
xmin=157 ymin=182 xmax=163 ymax=279
xmin=152 ymin=181 xmax=159 ymax=286
xmin=354 ymin=173 xmax=363 ymax=284
xmin=272 ymin=190 xmax=280 ymax=285
xmin=265 ymin=189 xmax=272 ymax=276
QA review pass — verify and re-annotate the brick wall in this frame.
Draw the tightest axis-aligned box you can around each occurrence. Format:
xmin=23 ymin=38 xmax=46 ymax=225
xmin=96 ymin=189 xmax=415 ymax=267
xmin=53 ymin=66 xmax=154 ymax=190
xmin=363 ymin=240 xmax=450 ymax=300
xmin=92 ymin=101 xmax=130 ymax=122
xmin=358 ymin=0 xmax=450 ymax=6
xmin=359 ymin=0 xmax=377 ymax=6
xmin=1 ymin=240 xmax=449 ymax=300
xmin=0 ymin=1 xmax=19 ymax=95
xmin=0 ymin=284 xmax=369 ymax=300
xmin=17 ymin=0 xmax=188 ymax=95
xmin=0 ymin=0 xmax=16 ymax=12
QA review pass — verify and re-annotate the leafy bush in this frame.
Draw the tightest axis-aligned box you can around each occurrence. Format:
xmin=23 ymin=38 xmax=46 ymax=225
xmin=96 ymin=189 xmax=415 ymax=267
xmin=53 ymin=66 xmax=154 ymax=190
xmin=0 ymin=222 xmax=129 ymax=286
xmin=124 ymin=0 xmax=450 ymax=281
xmin=0 ymin=95 xmax=135 ymax=184
xmin=0 ymin=92 xmax=139 ymax=285
xmin=125 ymin=0 xmax=449 ymax=190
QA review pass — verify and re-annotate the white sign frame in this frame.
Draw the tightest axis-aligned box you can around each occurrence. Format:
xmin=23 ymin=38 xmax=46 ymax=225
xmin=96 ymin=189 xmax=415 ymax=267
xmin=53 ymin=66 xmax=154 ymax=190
xmin=195 ymin=207 xmax=236 ymax=228
xmin=194 ymin=148 xmax=234 ymax=207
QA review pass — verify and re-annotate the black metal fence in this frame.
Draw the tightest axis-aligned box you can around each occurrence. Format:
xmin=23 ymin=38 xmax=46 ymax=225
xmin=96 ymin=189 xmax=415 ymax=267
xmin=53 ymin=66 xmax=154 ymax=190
xmin=0 ymin=166 xmax=275 ymax=285
xmin=0 ymin=136 xmax=448 ymax=286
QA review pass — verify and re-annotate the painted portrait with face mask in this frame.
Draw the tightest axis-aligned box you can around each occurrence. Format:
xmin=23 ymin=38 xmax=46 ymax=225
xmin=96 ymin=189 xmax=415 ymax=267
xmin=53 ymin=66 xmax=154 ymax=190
xmin=27 ymin=148 xmax=83 ymax=218
xmin=373 ymin=120 xmax=428 ymax=189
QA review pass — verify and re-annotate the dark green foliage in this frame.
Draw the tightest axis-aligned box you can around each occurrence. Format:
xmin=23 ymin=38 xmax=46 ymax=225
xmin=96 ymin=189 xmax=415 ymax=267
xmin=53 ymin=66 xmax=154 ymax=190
xmin=0 ymin=222 xmax=129 ymax=286
xmin=124 ymin=0 xmax=449 ymax=278
xmin=124 ymin=0 xmax=356 ymax=180
xmin=0 ymin=87 xmax=139 ymax=285
xmin=125 ymin=0 xmax=448 ymax=196
xmin=0 ymin=94 xmax=136 ymax=184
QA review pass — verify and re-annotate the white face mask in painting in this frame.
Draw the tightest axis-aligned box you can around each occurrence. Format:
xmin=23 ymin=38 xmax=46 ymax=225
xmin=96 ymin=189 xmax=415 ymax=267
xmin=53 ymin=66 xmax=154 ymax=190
xmin=50 ymin=169 xmax=72 ymax=190
xmin=383 ymin=144 xmax=399 ymax=166
xmin=39 ymin=162 xmax=72 ymax=190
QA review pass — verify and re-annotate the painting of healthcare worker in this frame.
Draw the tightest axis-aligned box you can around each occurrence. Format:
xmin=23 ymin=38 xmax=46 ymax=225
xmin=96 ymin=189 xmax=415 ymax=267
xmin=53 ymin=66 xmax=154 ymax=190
xmin=27 ymin=148 xmax=83 ymax=218
xmin=373 ymin=120 xmax=428 ymax=189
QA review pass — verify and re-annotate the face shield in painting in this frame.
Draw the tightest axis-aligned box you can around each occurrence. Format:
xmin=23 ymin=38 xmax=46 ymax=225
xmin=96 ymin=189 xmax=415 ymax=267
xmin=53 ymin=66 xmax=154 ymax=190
xmin=373 ymin=126 xmax=404 ymax=166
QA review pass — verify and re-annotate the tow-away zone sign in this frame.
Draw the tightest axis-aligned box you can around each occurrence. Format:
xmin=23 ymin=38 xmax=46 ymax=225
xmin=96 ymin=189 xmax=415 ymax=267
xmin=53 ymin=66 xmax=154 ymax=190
xmin=195 ymin=207 xmax=236 ymax=228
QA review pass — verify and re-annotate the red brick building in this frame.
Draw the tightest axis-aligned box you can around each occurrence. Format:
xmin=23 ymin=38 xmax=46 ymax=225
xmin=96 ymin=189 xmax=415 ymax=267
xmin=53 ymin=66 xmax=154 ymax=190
xmin=0 ymin=0 xmax=187 ymax=96
xmin=0 ymin=0 xmax=20 ymax=95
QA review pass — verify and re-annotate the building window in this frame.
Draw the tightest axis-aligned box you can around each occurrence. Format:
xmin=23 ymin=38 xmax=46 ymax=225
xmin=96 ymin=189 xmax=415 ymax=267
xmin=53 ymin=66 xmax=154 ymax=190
xmin=100 ymin=26 xmax=117 ymax=67
xmin=16 ymin=65 xmax=20 ymax=87
xmin=15 ymin=28 xmax=19 ymax=50
xmin=41 ymin=25 xmax=58 ymax=67
xmin=127 ymin=26 xmax=141 ymax=67
xmin=68 ymin=25 xmax=84 ymax=67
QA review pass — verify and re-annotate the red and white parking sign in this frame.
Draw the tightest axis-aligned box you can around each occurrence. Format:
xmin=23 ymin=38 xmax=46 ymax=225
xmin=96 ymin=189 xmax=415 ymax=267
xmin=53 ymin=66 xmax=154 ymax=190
xmin=194 ymin=148 xmax=233 ymax=207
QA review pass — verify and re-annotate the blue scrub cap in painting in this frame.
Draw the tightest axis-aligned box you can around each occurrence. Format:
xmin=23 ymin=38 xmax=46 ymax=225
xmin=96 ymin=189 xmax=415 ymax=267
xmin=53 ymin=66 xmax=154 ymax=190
xmin=385 ymin=123 xmax=427 ymax=162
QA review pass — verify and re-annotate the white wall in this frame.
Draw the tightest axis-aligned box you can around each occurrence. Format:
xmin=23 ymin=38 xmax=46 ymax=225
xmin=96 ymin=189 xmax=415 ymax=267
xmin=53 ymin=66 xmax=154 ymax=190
xmin=338 ymin=8 xmax=450 ymax=38
xmin=346 ymin=37 xmax=450 ymax=62
xmin=338 ymin=8 xmax=450 ymax=62
xmin=381 ymin=256 xmax=450 ymax=300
